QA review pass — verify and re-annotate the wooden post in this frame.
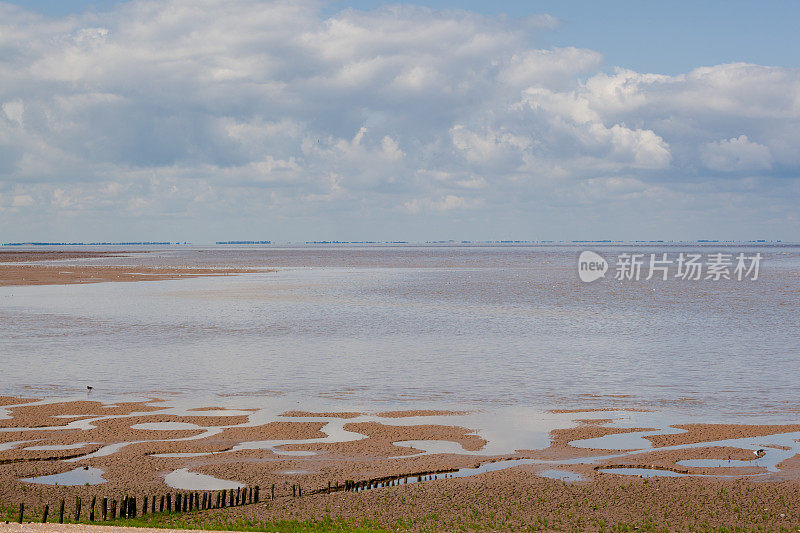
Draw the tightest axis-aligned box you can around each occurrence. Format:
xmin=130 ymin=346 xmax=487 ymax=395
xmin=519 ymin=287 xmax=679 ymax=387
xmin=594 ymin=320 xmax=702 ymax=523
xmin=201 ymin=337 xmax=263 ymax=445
xmin=151 ymin=495 xmax=156 ymax=514
xmin=229 ymin=489 xmax=233 ymax=507
xmin=298 ymin=486 xmax=302 ymax=497
xmin=174 ymin=493 xmax=180 ymax=513
xmin=254 ymin=486 xmax=259 ymax=502
xmin=188 ymin=493 xmax=193 ymax=512
xmin=120 ymin=497 xmax=126 ymax=519
xmin=271 ymin=484 xmax=275 ymax=500
xmin=18 ymin=503 xmax=23 ymax=523
xmin=217 ymin=492 xmax=222 ymax=508
xmin=42 ymin=504 xmax=49 ymax=523
xmin=129 ymin=497 xmax=136 ymax=518
xmin=142 ymin=496 xmax=148 ymax=515
xmin=90 ymin=497 xmax=96 ymax=521
xmin=102 ymin=498 xmax=108 ymax=521
xmin=292 ymin=485 xmax=296 ymax=498
xmin=110 ymin=500 xmax=117 ymax=520
xmin=166 ymin=493 xmax=171 ymax=512
xmin=75 ymin=497 xmax=81 ymax=522
xmin=236 ymin=487 xmax=241 ymax=506
xmin=59 ymin=500 xmax=65 ymax=523
xmin=183 ymin=493 xmax=188 ymax=512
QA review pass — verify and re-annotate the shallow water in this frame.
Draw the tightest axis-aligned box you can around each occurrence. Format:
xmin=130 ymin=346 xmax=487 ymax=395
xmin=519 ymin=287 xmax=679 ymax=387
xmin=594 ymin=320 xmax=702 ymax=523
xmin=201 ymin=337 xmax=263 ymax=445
xmin=24 ymin=442 xmax=95 ymax=451
xmin=22 ymin=466 xmax=106 ymax=485
xmin=163 ymin=468 xmax=244 ymax=490
xmin=598 ymin=468 xmax=687 ymax=478
xmin=1 ymin=244 xmax=799 ymax=418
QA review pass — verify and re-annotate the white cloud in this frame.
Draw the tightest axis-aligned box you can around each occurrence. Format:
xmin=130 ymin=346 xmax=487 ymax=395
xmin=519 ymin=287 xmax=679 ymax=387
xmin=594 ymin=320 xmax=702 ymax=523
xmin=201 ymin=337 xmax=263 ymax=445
xmin=0 ymin=0 xmax=798 ymax=240
xmin=701 ymin=135 xmax=772 ymax=172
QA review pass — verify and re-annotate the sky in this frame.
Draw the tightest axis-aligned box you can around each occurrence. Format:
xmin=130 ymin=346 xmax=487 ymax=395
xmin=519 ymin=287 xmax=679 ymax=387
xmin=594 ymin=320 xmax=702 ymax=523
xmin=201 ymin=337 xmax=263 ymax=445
xmin=1 ymin=0 xmax=799 ymax=242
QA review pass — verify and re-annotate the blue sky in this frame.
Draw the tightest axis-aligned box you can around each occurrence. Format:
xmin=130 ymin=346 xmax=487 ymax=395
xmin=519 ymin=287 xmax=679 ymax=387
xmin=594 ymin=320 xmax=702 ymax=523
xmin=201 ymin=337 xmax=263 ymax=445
xmin=13 ymin=0 xmax=800 ymax=74
xmin=1 ymin=0 xmax=799 ymax=242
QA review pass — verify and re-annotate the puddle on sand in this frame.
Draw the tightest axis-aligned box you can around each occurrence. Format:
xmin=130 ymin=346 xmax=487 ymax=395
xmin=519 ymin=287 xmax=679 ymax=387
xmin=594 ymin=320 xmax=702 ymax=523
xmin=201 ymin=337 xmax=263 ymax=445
xmin=678 ymin=458 xmax=756 ymax=468
xmin=151 ymin=452 xmax=216 ymax=458
xmin=131 ymin=422 xmax=202 ymax=431
xmin=538 ymin=469 xmax=584 ymax=481
xmin=0 ymin=440 xmax=29 ymax=451
xmin=24 ymin=442 xmax=95 ymax=451
xmin=22 ymin=467 xmax=106 ymax=485
xmin=164 ymin=468 xmax=245 ymax=490
xmin=391 ymin=439 xmax=473 ymax=458
xmin=570 ymin=427 xmax=687 ymax=451
xmin=599 ymin=467 xmax=687 ymax=478
xmin=277 ymin=469 xmax=315 ymax=475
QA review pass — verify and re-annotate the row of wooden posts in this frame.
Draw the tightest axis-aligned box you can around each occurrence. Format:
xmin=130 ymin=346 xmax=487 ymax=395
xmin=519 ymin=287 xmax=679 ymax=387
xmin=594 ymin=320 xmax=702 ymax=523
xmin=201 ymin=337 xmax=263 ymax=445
xmin=14 ymin=485 xmax=261 ymax=524
xmin=13 ymin=471 xmax=454 ymax=523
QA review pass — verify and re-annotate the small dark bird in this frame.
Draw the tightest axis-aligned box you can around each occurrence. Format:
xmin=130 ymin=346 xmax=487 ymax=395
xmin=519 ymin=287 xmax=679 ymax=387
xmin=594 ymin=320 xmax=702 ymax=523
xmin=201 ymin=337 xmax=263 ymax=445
xmin=86 ymin=386 xmax=93 ymax=391
xmin=754 ymin=449 xmax=766 ymax=458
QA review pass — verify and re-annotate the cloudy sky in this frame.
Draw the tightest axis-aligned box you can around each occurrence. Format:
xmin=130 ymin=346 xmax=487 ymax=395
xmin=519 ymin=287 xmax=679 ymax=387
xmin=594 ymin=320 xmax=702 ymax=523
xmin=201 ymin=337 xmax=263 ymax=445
xmin=1 ymin=0 xmax=799 ymax=242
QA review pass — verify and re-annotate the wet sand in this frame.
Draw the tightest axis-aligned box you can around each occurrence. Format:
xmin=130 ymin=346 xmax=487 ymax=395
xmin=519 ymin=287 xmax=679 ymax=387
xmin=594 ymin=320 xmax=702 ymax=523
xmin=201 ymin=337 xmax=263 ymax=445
xmin=0 ymin=251 xmax=266 ymax=286
xmin=2 ymin=399 xmax=800 ymax=531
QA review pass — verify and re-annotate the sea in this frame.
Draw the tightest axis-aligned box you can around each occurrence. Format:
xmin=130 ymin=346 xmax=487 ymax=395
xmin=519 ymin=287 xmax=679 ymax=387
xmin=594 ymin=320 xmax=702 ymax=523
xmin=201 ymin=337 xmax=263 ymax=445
xmin=2 ymin=243 xmax=799 ymax=419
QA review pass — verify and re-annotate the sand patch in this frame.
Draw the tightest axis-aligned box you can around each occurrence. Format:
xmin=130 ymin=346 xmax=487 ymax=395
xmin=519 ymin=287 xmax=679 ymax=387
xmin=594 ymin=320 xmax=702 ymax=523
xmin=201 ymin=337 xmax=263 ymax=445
xmin=645 ymin=423 xmax=800 ymax=447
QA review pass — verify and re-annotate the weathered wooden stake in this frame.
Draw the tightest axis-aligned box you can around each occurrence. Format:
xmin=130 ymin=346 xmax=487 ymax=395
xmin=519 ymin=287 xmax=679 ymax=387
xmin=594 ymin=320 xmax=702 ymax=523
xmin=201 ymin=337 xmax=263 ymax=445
xmin=142 ymin=496 xmax=148 ymax=515
xmin=166 ymin=493 xmax=172 ymax=512
xmin=18 ymin=503 xmax=24 ymax=523
xmin=129 ymin=497 xmax=136 ymax=518
xmin=75 ymin=497 xmax=82 ymax=522
xmin=110 ymin=500 xmax=117 ymax=520
xmin=254 ymin=486 xmax=259 ymax=502
xmin=271 ymin=484 xmax=275 ymax=500
xmin=160 ymin=495 xmax=164 ymax=513
xmin=151 ymin=495 xmax=156 ymax=514
xmin=229 ymin=489 xmax=234 ymax=507
xmin=120 ymin=497 xmax=126 ymax=519
xmin=102 ymin=498 xmax=108 ymax=521
xmin=90 ymin=496 xmax=96 ymax=521
xmin=292 ymin=485 xmax=296 ymax=497
xmin=42 ymin=504 xmax=49 ymax=523
xmin=59 ymin=500 xmax=65 ymax=523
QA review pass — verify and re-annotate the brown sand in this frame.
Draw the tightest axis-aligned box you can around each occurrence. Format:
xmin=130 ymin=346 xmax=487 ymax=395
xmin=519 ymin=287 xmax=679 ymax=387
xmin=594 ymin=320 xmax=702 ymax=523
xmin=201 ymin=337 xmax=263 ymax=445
xmin=595 ymin=446 xmax=765 ymax=476
xmin=376 ymin=410 xmax=469 ymax=418
xmin=3 ymin=399 xmax=800 ymax=531
xmin=0 ymin=265 xmax=262 ymax=287
xmin=0 ymin=398 xmax=38 ymax=408
xmin=280 ymin=411 xmax=362 ymax=419
xmin=275 ymin=422 xmax=487 ymax=458
xmin=0 ymin=402 xmax=166 ymax=429
xmin=0 ymin=251 xmax=127 ymax=263
xmin=645 ymin=423 xmax=800 ymax=447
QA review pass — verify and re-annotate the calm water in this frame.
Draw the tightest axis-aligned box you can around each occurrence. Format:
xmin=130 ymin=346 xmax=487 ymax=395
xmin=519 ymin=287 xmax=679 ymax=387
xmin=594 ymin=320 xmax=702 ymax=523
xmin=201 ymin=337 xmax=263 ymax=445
xmin=1 ymin=244 xmax=799 ymax=416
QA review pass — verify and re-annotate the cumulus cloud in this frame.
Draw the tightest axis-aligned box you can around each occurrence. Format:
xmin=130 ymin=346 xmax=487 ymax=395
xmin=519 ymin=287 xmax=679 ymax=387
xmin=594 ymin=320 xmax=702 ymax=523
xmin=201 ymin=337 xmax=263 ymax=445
xmin=0 ymin=0 xmax=798 ymax=240
xmin=701 ymin=135 xmax=772 ymax=172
